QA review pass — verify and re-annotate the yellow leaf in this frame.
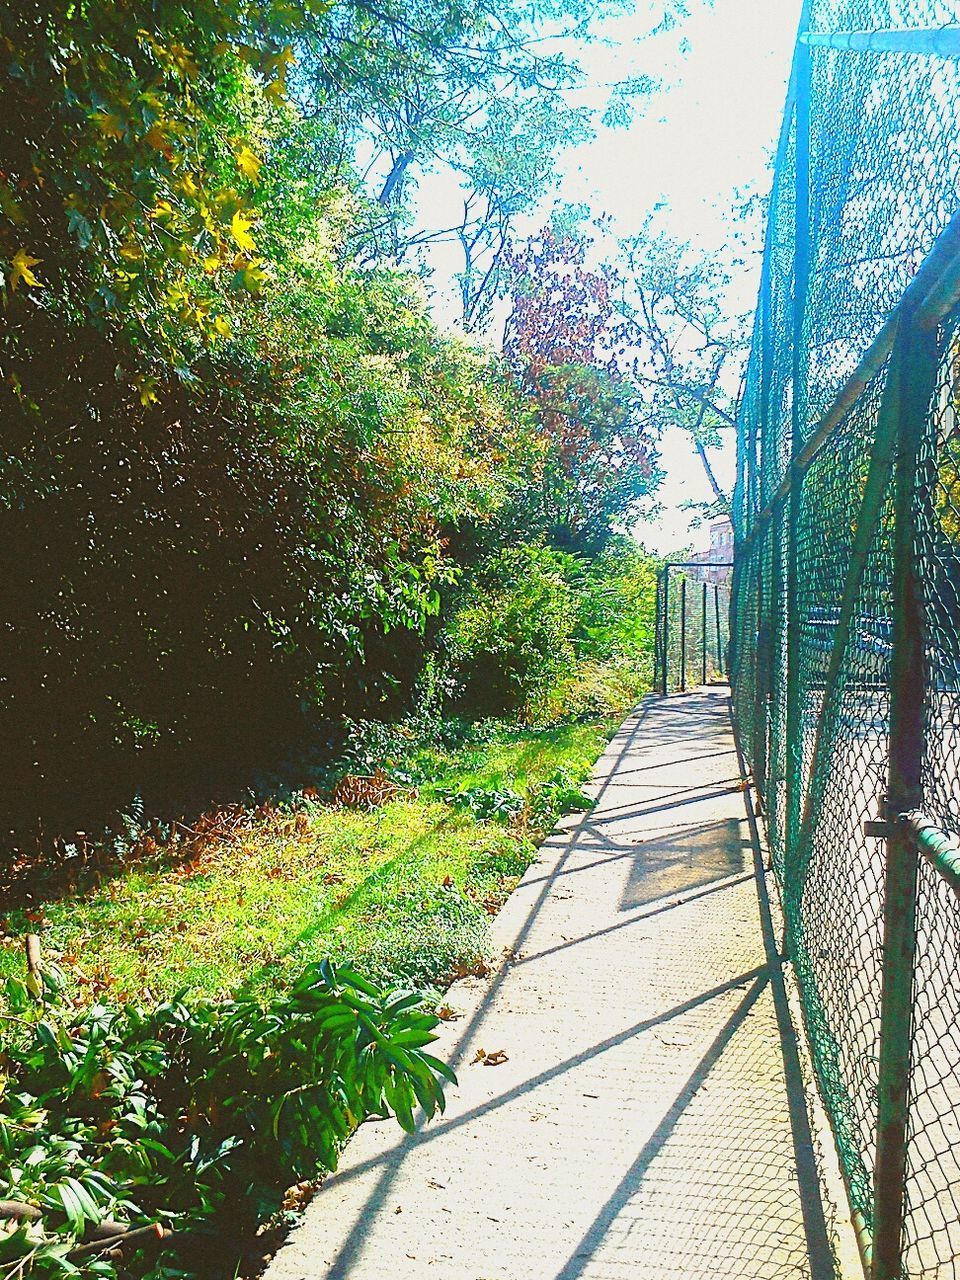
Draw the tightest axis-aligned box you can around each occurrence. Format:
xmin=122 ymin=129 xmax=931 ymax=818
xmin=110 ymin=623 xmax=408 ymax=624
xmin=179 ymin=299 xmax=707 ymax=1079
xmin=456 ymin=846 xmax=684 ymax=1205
xmin=91 ymin=110 xmax=125 ymax=141
xmin=202 ymin=254 xmax=221 ymax=274
xmin=9 ymin=249 xmax=41 ymax=291
xmin=135 ymin=376 xmax=159 ymax=406
xmin=235 ymin=258 xmax=267 ymax=293
xmin=236 ymin=145 xmax=262 ymax=183
xmin=144 ymin=122 xmax=170 ymax=152
xmin=169 ymin=42 xmax=199 ymax=79
xmin=213 ymin=315 xmax=232 ymax=337
xmin=263 ymin=47 xmax=294 ymax=100
xmin=230 ymin=210 xmax=257 ymax=253
xmin=149 ymin=200 xmax=175 ymax=221
xmin=178 ymin=173 xmax=201 ymax=200
xmin=263 ymin=46 xmax=295 ymax=77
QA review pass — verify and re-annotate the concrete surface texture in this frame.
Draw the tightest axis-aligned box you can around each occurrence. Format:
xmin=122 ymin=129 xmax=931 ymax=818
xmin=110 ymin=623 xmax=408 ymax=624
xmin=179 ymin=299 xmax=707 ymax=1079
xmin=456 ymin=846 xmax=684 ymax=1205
xmin=266 ymin=689 xmax=840 ymax=1280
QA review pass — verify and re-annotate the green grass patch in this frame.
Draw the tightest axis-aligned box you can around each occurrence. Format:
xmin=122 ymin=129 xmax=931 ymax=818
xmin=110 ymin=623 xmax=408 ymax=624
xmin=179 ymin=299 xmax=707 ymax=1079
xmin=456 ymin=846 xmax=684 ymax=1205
xmin=0 ymin=721 xmax=612 ymax=1004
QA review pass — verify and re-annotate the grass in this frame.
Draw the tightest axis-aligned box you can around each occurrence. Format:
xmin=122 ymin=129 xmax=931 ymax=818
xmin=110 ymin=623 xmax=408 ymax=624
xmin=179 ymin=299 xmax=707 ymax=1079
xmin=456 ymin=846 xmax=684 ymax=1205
xmin=0 ymin=720 xmax=612 ymax=1004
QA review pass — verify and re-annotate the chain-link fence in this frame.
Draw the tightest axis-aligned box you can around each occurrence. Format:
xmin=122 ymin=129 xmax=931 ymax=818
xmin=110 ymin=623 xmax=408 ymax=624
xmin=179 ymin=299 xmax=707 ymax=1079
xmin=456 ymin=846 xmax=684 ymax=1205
xmin=730 ymin=7 xmax=960 ymax=1279
xmin=654 ymin=563 xmax=731 ymax=694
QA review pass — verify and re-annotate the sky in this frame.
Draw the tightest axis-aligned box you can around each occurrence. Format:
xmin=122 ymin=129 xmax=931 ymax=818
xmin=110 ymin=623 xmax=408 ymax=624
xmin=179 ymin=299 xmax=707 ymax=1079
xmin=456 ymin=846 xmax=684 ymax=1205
xmin=419 ymin=0 xmax=803 ymax=556
xmin=557 ymin=0 xmax=803 ymax=554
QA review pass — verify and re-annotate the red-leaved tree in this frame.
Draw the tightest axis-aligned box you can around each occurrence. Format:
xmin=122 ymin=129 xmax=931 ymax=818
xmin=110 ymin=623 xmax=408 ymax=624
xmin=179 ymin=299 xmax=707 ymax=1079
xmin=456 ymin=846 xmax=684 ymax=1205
xmin=503 ymin=224 xmax=660 ymax=549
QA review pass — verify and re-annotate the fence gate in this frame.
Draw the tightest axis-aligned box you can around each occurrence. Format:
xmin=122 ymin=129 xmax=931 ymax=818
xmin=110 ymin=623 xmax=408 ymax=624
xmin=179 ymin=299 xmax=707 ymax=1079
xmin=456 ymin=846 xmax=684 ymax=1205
xmin=654 ymin=562 xmax=732 ymax=695
xmin=730 ymin=6 xmax=960 ymax=1279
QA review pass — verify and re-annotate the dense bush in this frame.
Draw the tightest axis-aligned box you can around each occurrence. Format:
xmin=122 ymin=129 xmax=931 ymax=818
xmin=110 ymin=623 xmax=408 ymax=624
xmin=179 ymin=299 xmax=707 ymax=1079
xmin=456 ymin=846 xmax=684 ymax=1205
xmin=444 ymin=545 xmax=578 ymax=718
xmin=442 ymin=538 xmax=657 ymax=722
xmin=0 ymin=2 xmax=659 ymax=853
xmin=0 ymin=961 xmax=451 ymax=1278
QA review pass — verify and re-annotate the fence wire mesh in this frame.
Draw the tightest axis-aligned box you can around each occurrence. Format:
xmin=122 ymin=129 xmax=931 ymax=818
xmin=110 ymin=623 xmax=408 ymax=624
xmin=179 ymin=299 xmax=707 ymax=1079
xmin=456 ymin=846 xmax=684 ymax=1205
xmin=730 ymin=8 xmax=960 ymax=1279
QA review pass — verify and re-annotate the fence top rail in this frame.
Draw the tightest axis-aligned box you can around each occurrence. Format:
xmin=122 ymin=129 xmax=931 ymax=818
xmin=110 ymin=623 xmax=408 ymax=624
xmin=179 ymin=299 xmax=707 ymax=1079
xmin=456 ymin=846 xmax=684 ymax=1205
xmin=662 ymin=561 xmax=734 ymax=569
xmin=802 ymin=26 xmax=960 ymax=58
xmin=903 ymin=812 xmax=960 ymax=901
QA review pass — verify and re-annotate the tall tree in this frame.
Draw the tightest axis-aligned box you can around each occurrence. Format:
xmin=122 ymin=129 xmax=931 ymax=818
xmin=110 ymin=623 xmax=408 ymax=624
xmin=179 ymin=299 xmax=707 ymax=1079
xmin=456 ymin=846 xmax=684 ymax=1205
xmin=506 ymin=214 xmax=750 ymax=513
xmin=293 ymin=0 xmax=696 ymax=329
xmin=503 ymin=224 xmax=661 ymax=548
xmin=610 ymin=224 xmax=749 ymax=510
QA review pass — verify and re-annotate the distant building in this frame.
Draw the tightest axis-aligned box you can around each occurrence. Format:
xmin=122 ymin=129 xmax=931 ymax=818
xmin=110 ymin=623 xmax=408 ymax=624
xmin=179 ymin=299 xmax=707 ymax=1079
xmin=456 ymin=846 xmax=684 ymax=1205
xmin=687 ymin=515 xmax=734 ymax=585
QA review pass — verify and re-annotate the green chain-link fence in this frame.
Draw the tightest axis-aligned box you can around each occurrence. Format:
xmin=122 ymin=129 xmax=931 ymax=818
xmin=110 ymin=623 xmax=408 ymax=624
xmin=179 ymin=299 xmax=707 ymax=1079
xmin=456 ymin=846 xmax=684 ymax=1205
xmin=730 ymin=6 xmax=960 ymax=1279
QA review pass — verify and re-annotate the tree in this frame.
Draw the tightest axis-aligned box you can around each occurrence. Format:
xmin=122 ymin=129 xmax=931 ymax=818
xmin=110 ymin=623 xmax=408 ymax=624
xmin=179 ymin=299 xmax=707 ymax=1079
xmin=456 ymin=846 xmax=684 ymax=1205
xmin=0 ymin=1 xmax=319 ymax=368
xmin=503 ymin=223 xmax=661 ymax=548
xmin=505 ymin=212 xmax=751 ymax=516
xmin=610 ymin=223 xmax=750 ymax=511
xmin=293 ymin=0 xmax=683 ymax=329
xmin=0 ymin=1 xmax=554 ymax=844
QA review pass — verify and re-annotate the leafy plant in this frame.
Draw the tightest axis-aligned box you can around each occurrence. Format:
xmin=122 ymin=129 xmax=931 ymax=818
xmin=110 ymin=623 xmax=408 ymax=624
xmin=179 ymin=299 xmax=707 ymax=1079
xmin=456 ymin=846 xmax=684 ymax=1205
xmin=0 ymin=960 xmax=452 ymax=1278
xmin=444 ymin=544 xmax=578 ymax=719
xmin=437 ymin=785 xmax=525 ymax=822
xmin=524 ymin=768 xmax=594 ymax=833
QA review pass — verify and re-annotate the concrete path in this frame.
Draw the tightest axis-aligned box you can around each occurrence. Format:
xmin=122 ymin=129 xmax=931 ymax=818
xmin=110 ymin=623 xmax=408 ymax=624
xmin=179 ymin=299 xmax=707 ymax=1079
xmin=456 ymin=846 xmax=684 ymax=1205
xmin=267 ymin=689 xmax=838 ymax=1280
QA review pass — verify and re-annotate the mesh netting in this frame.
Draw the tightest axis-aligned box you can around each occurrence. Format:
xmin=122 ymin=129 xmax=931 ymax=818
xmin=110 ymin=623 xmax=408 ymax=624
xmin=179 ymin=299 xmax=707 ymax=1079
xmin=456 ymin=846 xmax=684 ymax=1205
xmin=730 ymin=10 xmax=960 ymax=1278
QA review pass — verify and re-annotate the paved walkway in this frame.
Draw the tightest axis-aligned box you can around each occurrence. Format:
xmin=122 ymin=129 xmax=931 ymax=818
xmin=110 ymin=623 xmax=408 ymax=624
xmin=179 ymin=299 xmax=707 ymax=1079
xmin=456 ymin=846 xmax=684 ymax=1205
xmin=267 ymin=689 xmax=840 ymax=1280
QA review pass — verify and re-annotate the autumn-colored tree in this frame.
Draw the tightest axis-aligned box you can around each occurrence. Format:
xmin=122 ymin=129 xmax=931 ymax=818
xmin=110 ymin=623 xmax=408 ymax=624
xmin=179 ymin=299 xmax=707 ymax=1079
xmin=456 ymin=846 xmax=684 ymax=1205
xmin=503 ymin=223 xmax=660 ymax=548
xmin=505 ymin=214 xmax=750 ymax=517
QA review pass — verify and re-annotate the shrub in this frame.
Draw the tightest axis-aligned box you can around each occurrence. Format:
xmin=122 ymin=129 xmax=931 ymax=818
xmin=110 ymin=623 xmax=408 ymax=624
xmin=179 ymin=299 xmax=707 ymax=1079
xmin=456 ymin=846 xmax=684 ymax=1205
xmin=444 ymin=545 xmax=578 ymax=719
xmin=0 ymin=961 xmax=452 ymax=1278
xmin=523 ymin=768 xmax=594 ymax=834
xmin=567 ymin=536 xmax=658 ymax=666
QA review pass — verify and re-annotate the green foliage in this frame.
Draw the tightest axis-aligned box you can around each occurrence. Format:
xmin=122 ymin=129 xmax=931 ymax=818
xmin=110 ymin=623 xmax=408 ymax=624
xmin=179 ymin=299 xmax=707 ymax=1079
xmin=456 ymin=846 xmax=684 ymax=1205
xmin=0 ymin=960 xmax=451 ymax=1278
xmin=524 ymin=768 xmax=593 ymax=832
xmin=444 ymin=545 xmax=578 ymax=718
xmin=0 ymin=721 xmax=608 ymax=1005
xmin=442 ymin=538 xmax=658 ymax=721
xmin=568 ymin=536 xmax=659 ymax=664
xmin=438 ymin=785 xmax=526 ymax=822
xmin=0 ymin=0 xmax=313 ymax=348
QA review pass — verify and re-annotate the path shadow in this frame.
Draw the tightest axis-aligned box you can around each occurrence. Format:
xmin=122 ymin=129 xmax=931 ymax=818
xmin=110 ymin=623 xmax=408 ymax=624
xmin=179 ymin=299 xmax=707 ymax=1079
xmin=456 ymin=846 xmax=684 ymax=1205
xmin=618 ymin=816 xmax=748 ymax=909
xmin=273 ymin=691 xmax=835 ymax=1280
xmin=546 ymin=694 xmax=834 ymax=1280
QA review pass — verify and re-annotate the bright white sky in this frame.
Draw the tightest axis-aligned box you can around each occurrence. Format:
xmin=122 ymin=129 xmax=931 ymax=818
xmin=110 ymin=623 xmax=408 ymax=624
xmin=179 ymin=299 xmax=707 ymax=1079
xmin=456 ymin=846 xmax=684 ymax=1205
xmin=558 ymin=0 xmax=802 ymax=554
xmin=421 ymin=0 xmax=802 ymax=555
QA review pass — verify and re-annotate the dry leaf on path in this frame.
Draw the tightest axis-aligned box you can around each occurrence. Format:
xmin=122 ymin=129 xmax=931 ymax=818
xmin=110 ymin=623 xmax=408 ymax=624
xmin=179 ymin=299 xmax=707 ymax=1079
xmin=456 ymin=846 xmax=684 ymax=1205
xmin=472 ymin=1047 xmax=509 ymax=1066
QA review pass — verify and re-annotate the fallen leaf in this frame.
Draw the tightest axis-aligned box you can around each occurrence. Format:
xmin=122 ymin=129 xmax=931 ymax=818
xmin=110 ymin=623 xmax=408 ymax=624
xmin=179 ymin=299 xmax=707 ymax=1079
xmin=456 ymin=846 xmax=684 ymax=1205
xmin=473 ymin=1048 xmax=509 ymax=1067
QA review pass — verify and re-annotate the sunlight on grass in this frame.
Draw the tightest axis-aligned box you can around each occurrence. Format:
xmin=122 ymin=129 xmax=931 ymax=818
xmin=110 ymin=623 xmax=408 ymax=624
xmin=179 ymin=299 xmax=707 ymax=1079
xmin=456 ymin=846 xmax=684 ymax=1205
xmin=0 ymin=722 xmax=612 ymax=1003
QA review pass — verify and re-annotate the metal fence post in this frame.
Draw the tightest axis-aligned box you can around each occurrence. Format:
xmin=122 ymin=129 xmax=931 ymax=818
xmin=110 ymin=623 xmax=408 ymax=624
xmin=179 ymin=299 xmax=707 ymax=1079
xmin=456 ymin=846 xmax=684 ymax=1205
xmin=680 ymin=576 xmax=687 ymax=694
xmin=702 ymin=580 xmax=708 ymax=685
xmin=654 ymin=567 xmax=663 ymax=693
xmin=661 ymin=568 xmax=670 ymax=696
xmin=785 ymin=19 xmax=812 ymax=862
xmin=715 ymin=584 xmax=723 ymax=676
xmin=872 ymin=319 xmax=939 ymax=1280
